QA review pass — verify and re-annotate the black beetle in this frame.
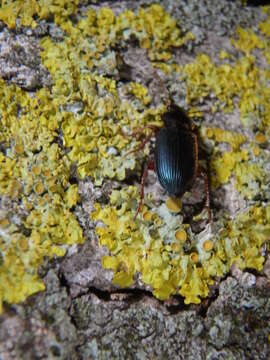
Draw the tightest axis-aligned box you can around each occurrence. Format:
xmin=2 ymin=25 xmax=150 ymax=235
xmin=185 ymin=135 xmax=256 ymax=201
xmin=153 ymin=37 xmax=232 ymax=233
xmin=155 ymin=104 xmax=198 ymax=197
xmin=128 ymin=104 xmax=212 ymax=223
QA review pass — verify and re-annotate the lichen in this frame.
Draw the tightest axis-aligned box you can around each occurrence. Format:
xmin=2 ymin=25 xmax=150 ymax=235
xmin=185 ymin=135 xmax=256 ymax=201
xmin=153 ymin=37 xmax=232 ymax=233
xmin=0 ymin=83 xmax=84 ymax=312
xmin=39 ymin=5 xmax=181 ymax=183
xmin=0 ymin=0 xmax=79 ymax=29
xmin=181 ymin=53 xmax=270 ymax=130
xmin=0 ymin=1 xmax=269 ymax=310
xmin=0 ymin=2 xmax=194 ymax=311
xmin=231 ymin=26 xmax=264 ymax=54
xmin=91 ymin=9 xmax=270 ymax=304
xmin=203 ymin=126 xmax=269 ymax=199
xmin=92 ymin=187 xmax=270 ymax=303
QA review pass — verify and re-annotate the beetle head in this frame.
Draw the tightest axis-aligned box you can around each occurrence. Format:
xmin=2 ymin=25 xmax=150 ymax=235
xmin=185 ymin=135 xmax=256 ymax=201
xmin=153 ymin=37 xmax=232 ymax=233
xmin=162 ymin=104 xmax=192 ymax=131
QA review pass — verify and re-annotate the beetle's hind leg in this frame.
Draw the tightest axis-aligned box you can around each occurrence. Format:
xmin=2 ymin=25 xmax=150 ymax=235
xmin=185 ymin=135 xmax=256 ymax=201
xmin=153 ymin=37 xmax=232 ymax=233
xmin=134 ymin=159 xmax=155 ymax=220
xmin=198 ymin=167 xmax=212 ymax=223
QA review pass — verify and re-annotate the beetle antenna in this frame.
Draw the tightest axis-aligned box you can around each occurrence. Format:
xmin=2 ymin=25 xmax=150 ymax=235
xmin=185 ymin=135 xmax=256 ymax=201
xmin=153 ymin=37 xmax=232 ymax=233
xmin=152 ymin=66 xmax=171 ymax=108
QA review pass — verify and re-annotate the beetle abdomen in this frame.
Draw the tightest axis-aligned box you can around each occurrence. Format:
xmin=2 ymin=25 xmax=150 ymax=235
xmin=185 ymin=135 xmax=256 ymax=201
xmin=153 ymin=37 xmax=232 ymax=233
xmin=154 ymin=128 xmax=197 ymax=196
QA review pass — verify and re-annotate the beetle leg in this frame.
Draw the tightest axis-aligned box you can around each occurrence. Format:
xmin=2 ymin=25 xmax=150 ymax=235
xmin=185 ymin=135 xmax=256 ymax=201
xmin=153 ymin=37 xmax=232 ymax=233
xmin=120 ymin=125 xmax=160 ymax=139
xmin=120 ymin=126 xmax=147 ymax=140
xmin=198 ymin=167 xmax=212 ymax=223
xmin=131 ymin=125 xmax=160 ymax=136
xmin=134 ymin=159 xmax=155 ymax=220
xmin=124 ymin=129 xmax=156 ymax=157
xmin=187 ymin=132 xmax=199 ymax=188
xmin=152 ymin=67 xmax=171 ymax=107
xmin=120 ymin=125 xmax=160 ymax=157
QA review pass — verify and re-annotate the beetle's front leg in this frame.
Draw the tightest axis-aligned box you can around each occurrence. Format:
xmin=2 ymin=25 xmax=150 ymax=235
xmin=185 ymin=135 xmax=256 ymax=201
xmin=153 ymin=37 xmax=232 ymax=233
xmin=134 ymin=159 xmax=155 ymax=220
xmin=125 ymin=129 xmax=155 ymax=157
xmin=122 ymin=126 xmax=160 ymax=157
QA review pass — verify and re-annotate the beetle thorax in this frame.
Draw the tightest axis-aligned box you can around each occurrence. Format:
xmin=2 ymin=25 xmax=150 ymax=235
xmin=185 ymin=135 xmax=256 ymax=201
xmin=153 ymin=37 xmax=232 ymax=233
xmin=162 ymin=105 xmax=192 ymax=131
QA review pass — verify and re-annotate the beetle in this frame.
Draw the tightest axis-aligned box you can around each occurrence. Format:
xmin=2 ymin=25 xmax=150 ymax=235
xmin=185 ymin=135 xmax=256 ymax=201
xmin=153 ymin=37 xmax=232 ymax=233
xmin=127 ymin=103 xmax=212 ymax=223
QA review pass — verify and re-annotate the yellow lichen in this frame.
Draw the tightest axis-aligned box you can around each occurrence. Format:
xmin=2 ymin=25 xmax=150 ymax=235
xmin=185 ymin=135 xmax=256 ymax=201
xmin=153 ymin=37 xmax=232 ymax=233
xmin=255 ymin=133 xmax=267 ymax=144
xmin=175 ymin=229 xmax=187 ymax=243
xmin=129 ymin=82 xmax=152 ymax=105
xmin=0 ymin=0 xmax=79 ymax=29
xmin=166 ymin=197 xmax=182 ymax=213
xmin=190 ymin=253 xmax=199 ymax=264
xmin=181 ymin=52 xmax=270 ymax=129
xmin=0 ymin=1 xmax=269 ymax=310
xmin=143 ymin=211 xmax=152 ymax=222
xmin=219 ymin=50 xmax=232 ymax=60
xmin=39 ymin=16 xmax=171 ymax=183
xmin=203 ymin=240 xmax=214 ymax=252
xmin=0 ymin=81 xmax=83 ymax=312
xmin=231 ymin=27 xmax=264 ymax=54
xmin=92 ymin=187 xmax=270 ymax=304
xmin=259 ymin=17 xmax=270 ymax=37
xmin=211 ymin=150 xmax=248 ymax=185
xmin=179 ymin=266 xmax=210 ymax=304
xmin=252 ymin=145 xmax=261 ymax=156
xmin=204 ymin=127 xmax=246 ymax=150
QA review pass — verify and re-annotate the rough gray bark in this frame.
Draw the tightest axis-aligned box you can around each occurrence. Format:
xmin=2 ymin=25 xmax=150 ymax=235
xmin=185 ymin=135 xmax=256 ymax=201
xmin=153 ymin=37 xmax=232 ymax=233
xmin=1 ymin=267 xmax=270 ymax=359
